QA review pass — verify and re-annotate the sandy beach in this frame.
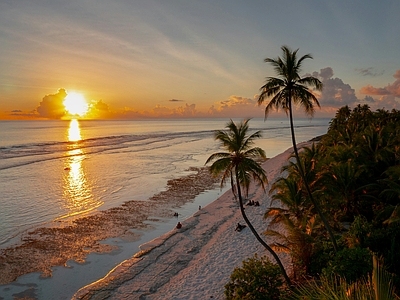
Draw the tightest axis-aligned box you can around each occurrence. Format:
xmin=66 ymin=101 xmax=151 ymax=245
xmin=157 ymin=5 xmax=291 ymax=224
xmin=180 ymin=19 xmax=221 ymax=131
xmin=72 ymin=145 xmax=300 ymax=300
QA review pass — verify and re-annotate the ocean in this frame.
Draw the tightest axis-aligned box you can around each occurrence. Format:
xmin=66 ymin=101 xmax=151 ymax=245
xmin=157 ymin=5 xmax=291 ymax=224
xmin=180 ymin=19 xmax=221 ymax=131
xmin=0 ymin=118 xmax=329 ymax=299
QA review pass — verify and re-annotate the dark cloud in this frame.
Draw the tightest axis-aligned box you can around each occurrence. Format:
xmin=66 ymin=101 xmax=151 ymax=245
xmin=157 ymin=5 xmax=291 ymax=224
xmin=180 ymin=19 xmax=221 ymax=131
xmin=362 ymin=95 xmax=375 ymax=103
xmin=168 ymin=99 xmax=184 ymax=102
xmin=9 ymin=110 xmax=37 ymax=118
xmin=36 ymin=88 xmax=67 ymax=119
xmin=318 ymin=67 xmax=334 ymax=81
xmin=356 ymin=67 xmax=384 ymax=77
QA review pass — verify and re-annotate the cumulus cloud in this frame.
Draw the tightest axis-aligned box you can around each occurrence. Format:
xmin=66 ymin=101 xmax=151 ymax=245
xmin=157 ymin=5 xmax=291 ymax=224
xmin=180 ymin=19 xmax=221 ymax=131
xmin=36 ymin=88 xmax=67 ymax=119
xmin=312 ymin=67 xmax=358 ymax=108
xmin=85 ymin=100 xmax=113 ymax=119
xmin=360 ymin=70 xmax=400 ymax=97
xmin=359 ymin=69 xmax=400 ymax=110
xmin=360 ymin=85 xmax=391 ymax=95
xmin=311 ymin=67 xmax=400 ymax=113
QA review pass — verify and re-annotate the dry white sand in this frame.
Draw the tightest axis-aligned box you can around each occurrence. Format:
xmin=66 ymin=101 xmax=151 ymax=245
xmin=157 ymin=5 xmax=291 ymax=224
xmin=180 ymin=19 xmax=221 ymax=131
xmin=72 ymin=144 xmax=304 ymax=300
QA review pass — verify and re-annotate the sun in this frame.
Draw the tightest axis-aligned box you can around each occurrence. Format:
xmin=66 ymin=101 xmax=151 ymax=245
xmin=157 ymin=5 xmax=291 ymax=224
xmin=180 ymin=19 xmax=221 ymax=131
xmin=63 ymin=92 xmax=89 ymax=116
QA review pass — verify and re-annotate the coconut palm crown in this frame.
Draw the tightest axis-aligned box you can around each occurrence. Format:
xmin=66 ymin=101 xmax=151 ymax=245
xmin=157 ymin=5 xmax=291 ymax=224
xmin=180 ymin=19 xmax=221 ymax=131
xmin=258 ymin=45 xmax=322 ymax=118
xmin=206 ymin=119 xmax=267 ymax=195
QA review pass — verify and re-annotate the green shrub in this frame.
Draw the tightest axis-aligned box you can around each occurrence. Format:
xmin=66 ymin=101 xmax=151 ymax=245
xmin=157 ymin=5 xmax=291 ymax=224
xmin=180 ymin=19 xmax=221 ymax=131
xmin=224 ymin=254 xmax=284 ymax=300
xmin=287 ymin=256 xmax=400 ymax=300
xmin=322 ymin=247 xmax=372 ymax=283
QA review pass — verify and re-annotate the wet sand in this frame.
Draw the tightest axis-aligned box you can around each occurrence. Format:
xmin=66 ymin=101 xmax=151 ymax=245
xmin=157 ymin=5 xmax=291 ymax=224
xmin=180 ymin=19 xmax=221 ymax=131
xmin=0 ymin=167 xmax=221 ymax=286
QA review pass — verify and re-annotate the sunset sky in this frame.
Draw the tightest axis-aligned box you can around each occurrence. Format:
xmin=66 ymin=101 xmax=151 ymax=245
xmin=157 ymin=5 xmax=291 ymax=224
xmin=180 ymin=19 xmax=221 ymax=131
xmin=1 ymin=0 xmax=399 ymax=119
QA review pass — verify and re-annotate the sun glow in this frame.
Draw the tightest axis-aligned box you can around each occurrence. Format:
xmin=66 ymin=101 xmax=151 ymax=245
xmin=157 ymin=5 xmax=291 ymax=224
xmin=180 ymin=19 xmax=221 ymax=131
xmin=68 ymin=119 xmax=82 ymax=142
xmin=63 ymin=92 xmax=89 ymax=116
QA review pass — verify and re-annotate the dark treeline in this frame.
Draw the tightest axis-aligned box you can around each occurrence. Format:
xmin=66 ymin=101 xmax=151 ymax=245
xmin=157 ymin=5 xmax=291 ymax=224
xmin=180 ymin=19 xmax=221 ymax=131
xmin=262 ymin=104 xmax=400 ymax=297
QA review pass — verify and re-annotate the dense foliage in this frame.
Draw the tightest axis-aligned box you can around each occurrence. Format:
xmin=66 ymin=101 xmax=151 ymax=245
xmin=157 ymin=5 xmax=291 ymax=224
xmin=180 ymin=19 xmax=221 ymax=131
xmin=225 ymin=254 xmax=285 ymax=300
xmin=265 ymin=105 xmax=400 ymax=290
xmin=288 ymin=256 xmax=400 ymax=300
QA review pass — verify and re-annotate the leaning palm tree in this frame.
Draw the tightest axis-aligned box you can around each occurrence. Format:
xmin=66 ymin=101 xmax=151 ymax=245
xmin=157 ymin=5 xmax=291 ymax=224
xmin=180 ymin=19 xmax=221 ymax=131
xmin=206 ymin=119 xmax=291 ymax=286
xmin=258 ymin=45 xmax=338 ymax=252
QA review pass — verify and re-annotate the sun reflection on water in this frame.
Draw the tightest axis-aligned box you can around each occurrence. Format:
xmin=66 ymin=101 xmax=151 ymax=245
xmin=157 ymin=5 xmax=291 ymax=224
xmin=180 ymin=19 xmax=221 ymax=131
xmin=60 ymin=120 xmax=102 ymax=219
xmin=68 ymin=119 xmax=82 ymax=142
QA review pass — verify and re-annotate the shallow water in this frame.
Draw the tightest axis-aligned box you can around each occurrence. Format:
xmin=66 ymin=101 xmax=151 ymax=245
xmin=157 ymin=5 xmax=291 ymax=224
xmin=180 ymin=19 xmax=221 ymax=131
xmin=0 ymin=118 xmax=329 ymax=247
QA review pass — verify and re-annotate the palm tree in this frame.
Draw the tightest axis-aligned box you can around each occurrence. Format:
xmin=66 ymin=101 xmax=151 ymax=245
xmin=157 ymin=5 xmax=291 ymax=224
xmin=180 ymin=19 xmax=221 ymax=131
xmin=205 ymin=119 xmax=291 ymax=286
xmin=265 ymin=177 xmax=317 ymax=279
xmin=257 ymin=45 xmax=338 ymax=252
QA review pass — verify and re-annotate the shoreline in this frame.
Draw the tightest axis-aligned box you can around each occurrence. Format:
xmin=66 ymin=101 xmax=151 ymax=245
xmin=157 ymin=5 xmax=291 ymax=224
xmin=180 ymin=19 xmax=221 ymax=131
xmin=72 ymin=144 xmax=303 ymax=300
xmin=0 ymin=167 xmax=225 ymax=299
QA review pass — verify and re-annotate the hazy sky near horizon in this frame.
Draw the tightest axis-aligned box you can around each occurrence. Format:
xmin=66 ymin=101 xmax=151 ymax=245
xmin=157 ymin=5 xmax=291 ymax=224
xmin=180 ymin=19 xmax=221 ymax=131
xmin=1 ymin=0 xmax=399 ymax=119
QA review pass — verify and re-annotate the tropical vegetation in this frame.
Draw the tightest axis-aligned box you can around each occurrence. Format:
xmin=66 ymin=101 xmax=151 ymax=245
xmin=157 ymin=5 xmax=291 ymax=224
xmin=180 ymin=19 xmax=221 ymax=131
xmin=225 ymin=254 xmax=285 ymax=300
xmin=257 ymin=45 xmax=338 ymax=252
xmin=265 ymin=105 xmax=400 ymax=297
xmin=288 ymin=256 xmax=400 ymax=300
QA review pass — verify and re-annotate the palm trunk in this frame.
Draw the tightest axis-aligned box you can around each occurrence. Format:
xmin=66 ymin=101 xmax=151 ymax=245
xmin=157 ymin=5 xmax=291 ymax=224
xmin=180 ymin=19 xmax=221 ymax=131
xmin=288 ymin=100 xmax=338 ymax=252
xmin=235 ymin=170 xmax=292 ymax=287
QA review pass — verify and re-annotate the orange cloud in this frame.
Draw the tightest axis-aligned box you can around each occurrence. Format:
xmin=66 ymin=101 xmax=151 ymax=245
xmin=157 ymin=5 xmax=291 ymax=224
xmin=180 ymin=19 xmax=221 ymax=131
xmin=360 ymin=70 xmax=400 ymax=97
xmin=151 ymin=103 xmax=197 ymax=117
xmin=36 ymin=88 xmax=67 ymax=119
xmin=208 ymin=95 xmax=265 ymax=118
xmin=360 ymin=85 xmax=391 ymax=96
xmin=85 ymin=100 xmax=114 ymax=119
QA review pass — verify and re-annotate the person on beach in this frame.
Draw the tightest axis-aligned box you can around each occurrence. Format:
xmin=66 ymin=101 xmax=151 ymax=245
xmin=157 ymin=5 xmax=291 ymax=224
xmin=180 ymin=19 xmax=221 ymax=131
xmin=235 ymin=223 xmax=246 ymax=232
xmin=176 ymin=222 xmax=182 ymax=229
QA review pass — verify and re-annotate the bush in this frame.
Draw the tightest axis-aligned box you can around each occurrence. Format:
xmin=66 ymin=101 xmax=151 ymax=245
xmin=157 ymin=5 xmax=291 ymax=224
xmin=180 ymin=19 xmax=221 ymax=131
xmin=224 ymin=254 xmax=284 ymax=300
xmin=322 ymin=247 xmax=372 ymax=283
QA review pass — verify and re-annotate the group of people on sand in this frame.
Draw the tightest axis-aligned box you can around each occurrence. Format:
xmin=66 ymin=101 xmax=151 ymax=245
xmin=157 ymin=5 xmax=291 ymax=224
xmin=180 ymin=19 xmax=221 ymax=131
xmin=246 ymin=200 xmax=260 ymax=206
xmin=174 ymin=212 xmax=182 ymax=229
xmin=174 ymin=205 xmax=202 ymax=229
xmin=173 ymin=201 xmax=259 ymax=231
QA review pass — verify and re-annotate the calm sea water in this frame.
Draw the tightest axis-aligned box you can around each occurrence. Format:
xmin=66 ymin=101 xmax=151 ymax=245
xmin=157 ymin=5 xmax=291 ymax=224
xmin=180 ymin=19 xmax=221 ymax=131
xmin=0 ymin=118 xmax=330 ymax=247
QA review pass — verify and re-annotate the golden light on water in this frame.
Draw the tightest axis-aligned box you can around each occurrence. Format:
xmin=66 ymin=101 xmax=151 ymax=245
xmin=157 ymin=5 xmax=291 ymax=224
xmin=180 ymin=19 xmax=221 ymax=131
xmin=68 ymin=119 xmax=81 ymax=142
xmin=61 ymin=120 xmax=102 ymax=219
